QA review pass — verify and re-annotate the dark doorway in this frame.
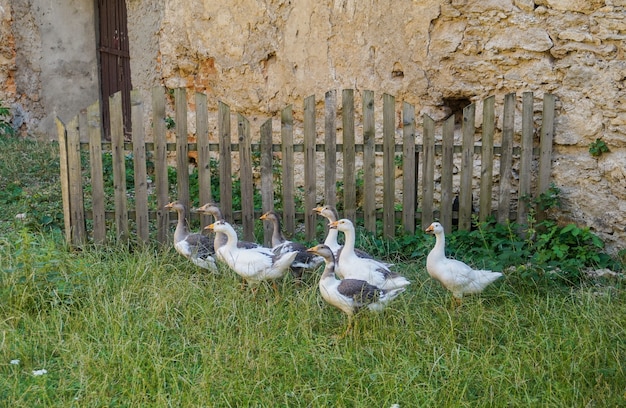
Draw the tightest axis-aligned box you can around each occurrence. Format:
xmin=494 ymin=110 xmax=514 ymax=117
xmin=97 ymin=0 xmax=132 ymax=140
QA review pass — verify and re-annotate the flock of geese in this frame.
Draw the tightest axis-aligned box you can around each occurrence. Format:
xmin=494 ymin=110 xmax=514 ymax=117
xmin=165 ymin=201 xmax=503 ymax=337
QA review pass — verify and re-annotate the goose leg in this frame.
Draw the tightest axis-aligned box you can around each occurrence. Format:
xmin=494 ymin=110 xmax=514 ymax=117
xmin=451 ymin=296 xmax=462 ymax=308
xmin=271 ymin=280 xmax=281 ymax=304
xmin=335 ymin=316 xmax=353 ymax=340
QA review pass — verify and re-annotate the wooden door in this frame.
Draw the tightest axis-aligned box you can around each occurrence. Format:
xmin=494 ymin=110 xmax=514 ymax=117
xmin=97 ymin=0 xmax=132 ymax=139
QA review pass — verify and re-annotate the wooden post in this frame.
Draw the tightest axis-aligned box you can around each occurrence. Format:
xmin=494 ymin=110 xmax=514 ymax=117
xmin=66 ymin=116 xmax=86 ymax=246
xmin=303 ymin=95 xmax=316 ymax=241
xmin=382 ymin=93 xmax=395 ymax=238
xmin=174 ymin=88 xmax=190 ymax=220
xmin=196 ymin=92 xmax=212 ymax=228
xmin=362 ymin=90 xmax=376 ymax=233
xmin=87 ymin=101 xmax=106 ymax=244
xmin=537 ymin=93 xmax=555 ymax=221
xmin=56 ymin=117 xmax=73 ymax=244
xmin=110 ymin=92 xmax=128 ymax=242
xmin=281 ymin=105 xmax=295 ymax=235
xmin=421 ymin=114 xmax=435 ymax=228
xmin=518 ymin=92 xmax=534 ymax=225
xmin=131 ymin=90 xmax=149 ymax=243
xmin=479 ymin=96 xmax=495 ymax=223
xmin=401 ymin=101 xmax=416 ymax=234
xmin=239 ymin=114 xmax=254 ymax=242
xmin=497 ymin=93 xmax=515 ymax=224
xmin=152 ymin=86 xmax=169 ymax=245
xmin=218 ymin=101 xmax=233 ymax=222
xmin=458 ymin=103 xmax=475 ymax=231
xmin=260 ymin=118 xmax=274 ymax=246
xmin=342 ymin=89 xmax=356 ymax=222
xmin=440 ymin=115 xmax=455 ymax=233
xmin=324 ymin=90 xmax=337 ymax=213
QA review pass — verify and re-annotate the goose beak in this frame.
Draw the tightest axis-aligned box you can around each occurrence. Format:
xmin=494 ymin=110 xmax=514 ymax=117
xmin=195 ymin=203 xmax=209 ymax=213
xmin=425 ymin=224 xmax=434 ymax=233
xmin=313 ymin=207 xmax=322 ymax=214
xmin=165 ymin=202 xmax=174 ymax=209
xmin=259 ymin=213 xmax=268 ymax=220
xmin=329 ymin=220 xmax=338 ymax=229
xmin=205 ymin=223 xmax=215 ymax=231
xmin=306 ymin=245 xmax=319 ymax=254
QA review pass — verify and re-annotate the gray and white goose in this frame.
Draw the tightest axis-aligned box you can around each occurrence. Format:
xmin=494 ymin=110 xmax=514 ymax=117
xmin=307 ymin=244 xmax=406 ymax=338
xmin=194 ymin=202 xmax=260 ymax=251
xmin=205 ymin=220 xmax=298 ymax=289
xmin=260 ymin=210 xmax=323 ymax=281
xmin=165 ymin=201 xmax=216 ymax=272
xmin=313 ymin=205 xmax=392 ymax=266
xmin=329 ymin=219 xmax=410 ymax=290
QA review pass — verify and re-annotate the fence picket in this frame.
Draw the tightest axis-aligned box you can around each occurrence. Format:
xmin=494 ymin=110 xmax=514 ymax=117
xmin=110 ymin=92 xmax=128 ymax=241
xmin=218 ymin=101 xmax=233 ymax=222
xmin=238 ymin=114 xmax=253 ymax=241
xmin=196 ymin=92 xmax=212 ymax=228
xmin=440 ymin=115 xmax=455 ymax=233
xmin=175 ymin=88 xmax=190 ymax=220
xmin=56 ymin=117 xmax=72 ymax=244
xmin=538 ymin=93 xmax=555 ymax=221
xmin=281 ymin=105 xmax=295 ymax=235
xmin=342 ymin=89 xmax=356 ymax=221
xmin=479 ymin=96 xmax=495 ymax=222
xmin=421 ymin=114 xmax=435 ymax=228
xmin=131 ymin=90 xmax=149 ymax=243
xmin=363 ymin=90 xmax=376 ymax=233
xmin=152 ymin=86 xmax=169 ymax=244
xmin=401 ymin=101 xmax=416 ymax=233
xmin=261 ymin=118 xmax=274 ymax=246
xmin=498 ymin=93 xmax=515 ymax=224
xmin=303 ymin=95 xmax=316 ymax=241
xmin=459 ymin=103 xmax=476 ymax=231
xmin=87 ymin=100 xmax=106 ymax=244
xmin=518 ymin=92 xmax=534 ymax=224
xmin=383 ymin=93 xmax=395 ymax=238
xmin=325 ymin=90 xmax=337 ymax=212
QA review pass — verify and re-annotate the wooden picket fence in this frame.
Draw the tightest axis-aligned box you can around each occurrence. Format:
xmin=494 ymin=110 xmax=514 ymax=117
xmin=56 ymin=88 xmax=555 ymax=247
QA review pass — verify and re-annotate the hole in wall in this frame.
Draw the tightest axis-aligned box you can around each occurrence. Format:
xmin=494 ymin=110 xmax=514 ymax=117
xmin=442 ymin=97 xmax=471 ymax=125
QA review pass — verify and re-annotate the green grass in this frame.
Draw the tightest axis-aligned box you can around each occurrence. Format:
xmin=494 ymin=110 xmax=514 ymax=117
xmin=0 ymin=137 xmax=625 ymax=406
xmin=1 ymin=232 xmax=625 ymax=406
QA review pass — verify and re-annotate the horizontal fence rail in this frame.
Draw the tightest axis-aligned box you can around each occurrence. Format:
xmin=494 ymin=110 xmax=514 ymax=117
xmin=56 ymin=88 xmax=555 ymax=247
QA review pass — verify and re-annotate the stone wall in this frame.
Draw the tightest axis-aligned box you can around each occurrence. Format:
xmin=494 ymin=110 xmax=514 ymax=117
xmin=0 ymin=0 xmax=15 ymax=125
xmin=4 ymin=0 xmax=625 ymax=253
xmin=152 ymin=0 xmax=625 ymax=253
xmin=6 ymin=0 xmax=99 ymax=139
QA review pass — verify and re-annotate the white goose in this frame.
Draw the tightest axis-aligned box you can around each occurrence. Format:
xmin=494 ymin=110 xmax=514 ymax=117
xmin=425 ymin=222 xmax=503 ymax=305
xmin=205 ymin=220 xmax=298 ymax=289
xmin=260 ymin=210 xmax=323 ymax=281
xmin=313 ymin=205 xmax=387 ymax=264
xmin=195 ymin=202 xmax=260 ymax=251
xmin=329 ymin=219 xmax=410 ymax=290
xmin=165 ymin=201 xmax=216 ymax=272
xmin=307 ymin=244 xmax=406 ymax=338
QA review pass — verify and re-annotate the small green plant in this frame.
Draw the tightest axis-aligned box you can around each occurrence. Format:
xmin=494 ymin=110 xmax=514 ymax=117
xmin=0 ymin=100 xmax=15 ymax=136
xmin=165 ymin=116 xmax=176 ymax=130
xmin=589 ymin=138 xmax=609 ymax=157
xmin=394 ymin=154 xmax=403 ymax=169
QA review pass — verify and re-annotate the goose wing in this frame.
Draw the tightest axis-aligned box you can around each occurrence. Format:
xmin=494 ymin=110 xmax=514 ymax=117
xmin=337 ymin=279 xmax=381 ymax=305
